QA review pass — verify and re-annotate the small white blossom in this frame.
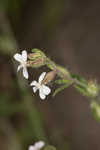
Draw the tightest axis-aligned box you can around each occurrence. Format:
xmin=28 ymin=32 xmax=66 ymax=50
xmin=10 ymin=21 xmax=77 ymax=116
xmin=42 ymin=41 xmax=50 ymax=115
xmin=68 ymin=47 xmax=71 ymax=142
xmin=30 ymin=72 xmax=51 ymax=100
xmin=28 ymin=141 xmax=45 ymax=150
xmin=13 ymin=50 xmax=28 ymax=79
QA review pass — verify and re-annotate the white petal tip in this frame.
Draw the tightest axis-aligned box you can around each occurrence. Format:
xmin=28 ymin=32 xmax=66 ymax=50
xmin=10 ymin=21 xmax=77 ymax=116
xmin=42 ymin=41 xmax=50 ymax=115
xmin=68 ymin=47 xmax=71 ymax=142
xmin=25 ymin=76 xmax=28 ymax=79
xmin=33 ymin=87 xmax=38 ymax=93
xmin=28 ymin=146 xmax=34 ymax=150
xmin=22 ymin=50 xmax=27 ymax=61
xmin=23 ymin=68 xmax=29 ymax=79
xmin=13 ymin=53 xmax=22 ymax=62
xmin=39 ymin=72 xmax=46 ymax=83
xmin=30 ymin=81 xmax=37 ymax=86
xmin=35 ymin=141 xmax=45 ymax=148
xmin=39 ymin=92 xmax=46 ymax=100
xmin=42 ymin=85 xmax=51 ymax=95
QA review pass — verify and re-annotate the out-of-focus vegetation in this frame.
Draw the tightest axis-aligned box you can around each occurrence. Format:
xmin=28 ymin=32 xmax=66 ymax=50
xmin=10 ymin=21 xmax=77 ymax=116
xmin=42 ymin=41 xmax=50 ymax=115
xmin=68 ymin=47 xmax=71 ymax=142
xmin=0 ymin=1 xmax=70 ymax=150
xmin=0 ymin=1 xmax=47 ymax=150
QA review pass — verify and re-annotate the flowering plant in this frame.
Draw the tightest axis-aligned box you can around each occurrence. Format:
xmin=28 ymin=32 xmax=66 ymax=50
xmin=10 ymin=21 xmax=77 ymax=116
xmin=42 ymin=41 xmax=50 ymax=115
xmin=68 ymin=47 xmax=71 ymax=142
xmin=14 ymin=48 xmax=100 ymax=121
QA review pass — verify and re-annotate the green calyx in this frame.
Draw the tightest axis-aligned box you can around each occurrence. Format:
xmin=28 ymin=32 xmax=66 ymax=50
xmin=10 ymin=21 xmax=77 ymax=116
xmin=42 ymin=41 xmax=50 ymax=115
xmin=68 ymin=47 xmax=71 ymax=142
xmin=27 ymin=58 xmax=45 ymax=68
xmin=27 ymin=49 xmax=47 ymax=68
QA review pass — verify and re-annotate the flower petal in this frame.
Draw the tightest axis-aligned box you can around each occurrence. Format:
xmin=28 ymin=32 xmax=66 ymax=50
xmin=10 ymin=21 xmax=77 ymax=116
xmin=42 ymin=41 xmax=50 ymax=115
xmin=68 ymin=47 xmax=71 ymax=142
xmin=38 ymin=72 xmax=46 ymax=84
xmin=35 ymin=141 xmax=45 ymax=149
xmin=28 ymin=146 xmax=35 ymax=150
xmin=23 ymin=67 xmax=28 ymax=79
xmin=13 ymin=53 xmax=23 ymax=62
xmin=22 ymin=50 xmax=27 ymax=61
xmin=39 ymin=89 xmax=46 ymax=100
xmin=30 ymin=81 xmax=38 ymax=86
xmin=17 ymin=65 xmax=23 ymax=72
xmin=42 ymin=85 xmax=51 ymax=95
xmin=33 ymin=87 xmax=38 ymax=93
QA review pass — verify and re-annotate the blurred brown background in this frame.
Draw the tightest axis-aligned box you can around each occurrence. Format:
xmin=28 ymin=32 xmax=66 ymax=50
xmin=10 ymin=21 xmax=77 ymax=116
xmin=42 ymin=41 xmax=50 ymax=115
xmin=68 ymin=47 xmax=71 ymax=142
xmin=0 ymin=0 xmax=100 ymax=150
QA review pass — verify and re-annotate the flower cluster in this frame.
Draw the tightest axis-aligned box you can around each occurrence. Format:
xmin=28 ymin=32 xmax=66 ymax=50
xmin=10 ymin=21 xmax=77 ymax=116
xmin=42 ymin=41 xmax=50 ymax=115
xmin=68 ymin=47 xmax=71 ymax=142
xmin=13 ymin=49 xmax=100 ymax=122
xmin=13 ymin=50 xmax=51 ymax=100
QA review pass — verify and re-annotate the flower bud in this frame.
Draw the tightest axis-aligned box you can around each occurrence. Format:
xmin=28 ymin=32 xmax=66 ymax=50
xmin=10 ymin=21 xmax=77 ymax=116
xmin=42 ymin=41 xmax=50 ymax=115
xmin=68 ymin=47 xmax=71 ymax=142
xmin=31 ymin=48 xmax=46 ymax=57
xmin=27 ymin=57 xmax=45 ymax=68
xmin=28 ymin=53 xmax=42 ymax=60
xmin=42 ymin=71 xmax=56 ymax=84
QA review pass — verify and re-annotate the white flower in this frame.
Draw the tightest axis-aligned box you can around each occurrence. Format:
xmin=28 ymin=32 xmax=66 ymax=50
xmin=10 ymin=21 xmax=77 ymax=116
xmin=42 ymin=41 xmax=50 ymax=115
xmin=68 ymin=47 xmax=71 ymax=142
xmin=13 ymin=50 xmax=28 ymax=79
xmin=30 ymin=72 xmax=51 ymax=100
xmin=28 ymin=141 xmax=45 ymax=150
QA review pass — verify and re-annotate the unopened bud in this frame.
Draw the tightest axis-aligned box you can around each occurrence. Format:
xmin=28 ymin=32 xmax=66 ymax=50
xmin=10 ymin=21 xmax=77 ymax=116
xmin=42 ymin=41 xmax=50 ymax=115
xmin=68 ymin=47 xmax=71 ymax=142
xmin=31 ymin=48 xmax=46 ymax=57
xmin=28 ymin=53 xmax=42 ymax=60
xmin=27 ymin=57 xmax=45 ymax=68
xmin=42 ymin=71 xmax=56 ymax=84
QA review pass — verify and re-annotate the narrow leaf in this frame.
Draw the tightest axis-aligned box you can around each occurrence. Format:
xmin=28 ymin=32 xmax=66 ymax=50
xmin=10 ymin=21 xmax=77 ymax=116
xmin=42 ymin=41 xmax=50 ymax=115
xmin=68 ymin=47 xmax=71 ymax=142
xmin=53 ymin=84 xmax=71 ymax=97
xmin=55 ymin=79 xmax=70 ymax=84
xmin=74 ymin=85 xmax=89 ymax=97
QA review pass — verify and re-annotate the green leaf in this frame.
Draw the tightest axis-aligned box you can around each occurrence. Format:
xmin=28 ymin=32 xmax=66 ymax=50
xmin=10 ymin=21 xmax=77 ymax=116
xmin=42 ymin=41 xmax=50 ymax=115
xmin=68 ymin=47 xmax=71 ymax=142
xmin=90 ymin=101 xmax=100 ymax=122
xmin=74 ymin=85 xmax=89 ymax=97
xmin=53 ymin=84 xmax=71 ymax=97
xmin=55 ymin=79 xmax=70 ymax=84
xmin=46 ymin=63 xmax=54 ymax=70
xmin=71 ymin=73 xmax=88 ymax=85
